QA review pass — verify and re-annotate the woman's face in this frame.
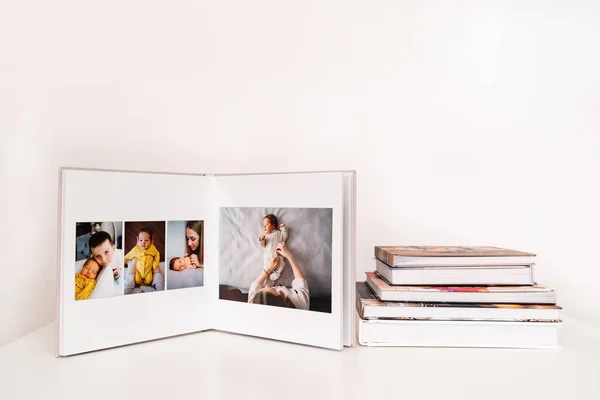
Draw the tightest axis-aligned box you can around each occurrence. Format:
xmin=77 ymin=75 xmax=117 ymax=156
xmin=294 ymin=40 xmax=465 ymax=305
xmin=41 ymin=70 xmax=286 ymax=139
xmin=186 ymin=228 xmax=200 ymax=252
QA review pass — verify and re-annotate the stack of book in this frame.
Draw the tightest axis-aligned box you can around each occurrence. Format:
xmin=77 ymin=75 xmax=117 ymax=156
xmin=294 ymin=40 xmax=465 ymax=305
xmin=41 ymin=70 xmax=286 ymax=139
xmin=356 ymin=246 xmax=562 ymax=348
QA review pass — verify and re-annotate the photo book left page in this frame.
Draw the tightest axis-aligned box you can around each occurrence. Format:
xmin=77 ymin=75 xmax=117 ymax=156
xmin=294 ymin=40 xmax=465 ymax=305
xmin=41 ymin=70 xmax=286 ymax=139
xmin=58 ymin=168 xmax=217 ymax=356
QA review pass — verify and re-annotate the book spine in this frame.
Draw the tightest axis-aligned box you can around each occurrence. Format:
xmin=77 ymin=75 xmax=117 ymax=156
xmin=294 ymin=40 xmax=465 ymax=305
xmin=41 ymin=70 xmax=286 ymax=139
xmin=374 ymin=247 xmax=394 ymax=266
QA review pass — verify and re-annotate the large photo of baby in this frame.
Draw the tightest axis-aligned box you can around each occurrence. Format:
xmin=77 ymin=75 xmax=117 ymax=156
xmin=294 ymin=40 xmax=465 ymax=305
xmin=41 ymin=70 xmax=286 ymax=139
xmin=166 ymin=221 xmax=204 ymax=290
xmin=74 ymin=222 xmax=123 ymax=301
xmin=123 ymin=221 xmax=166 ymax=295
xmin=219 ymin=208 xmax=333 ymax=313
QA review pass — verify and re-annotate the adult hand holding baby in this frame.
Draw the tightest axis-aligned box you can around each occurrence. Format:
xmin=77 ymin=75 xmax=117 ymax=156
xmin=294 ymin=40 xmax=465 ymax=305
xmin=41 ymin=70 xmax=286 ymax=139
xmin=275 ymin=241 xmax=291 ymax=260
xmin=248 ymin=241 xmax=309 ymax=310
xmin=265 ymin=255 xmax=280 ymax=275
xmin=275 ymin=242 xmax=304 ymax=280
xmin=185 ymin=252 xmax=201 ymax=268
xmin=190 ymin=253 xmax=201 ymax=268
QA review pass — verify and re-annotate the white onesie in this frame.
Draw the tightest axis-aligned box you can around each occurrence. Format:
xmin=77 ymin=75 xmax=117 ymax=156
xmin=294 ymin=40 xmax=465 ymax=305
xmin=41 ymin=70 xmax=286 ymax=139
xmin=259 ymin=226 xmax=288 ymax=280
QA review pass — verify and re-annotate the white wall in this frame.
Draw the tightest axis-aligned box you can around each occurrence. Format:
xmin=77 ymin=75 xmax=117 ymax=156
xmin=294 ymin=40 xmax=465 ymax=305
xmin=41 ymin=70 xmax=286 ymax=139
xmin=1 ymin=0 xmax=599 ymax=347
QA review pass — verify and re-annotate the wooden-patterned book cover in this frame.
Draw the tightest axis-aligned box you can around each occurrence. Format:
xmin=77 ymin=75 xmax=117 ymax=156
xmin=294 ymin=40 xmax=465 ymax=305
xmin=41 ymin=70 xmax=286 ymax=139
xmin=375 ymin=246 xmax=535 ymax=265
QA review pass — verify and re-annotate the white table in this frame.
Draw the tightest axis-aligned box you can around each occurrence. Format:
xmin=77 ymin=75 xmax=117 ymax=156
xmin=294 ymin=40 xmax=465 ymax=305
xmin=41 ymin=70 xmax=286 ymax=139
xmin=1 ymin=316 xmax=599 ymax=400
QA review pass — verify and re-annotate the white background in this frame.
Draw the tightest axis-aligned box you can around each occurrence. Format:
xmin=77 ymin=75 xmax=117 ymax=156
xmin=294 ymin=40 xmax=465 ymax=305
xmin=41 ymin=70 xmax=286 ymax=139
xmin=1 ymin=0 xmax=599 ymax=347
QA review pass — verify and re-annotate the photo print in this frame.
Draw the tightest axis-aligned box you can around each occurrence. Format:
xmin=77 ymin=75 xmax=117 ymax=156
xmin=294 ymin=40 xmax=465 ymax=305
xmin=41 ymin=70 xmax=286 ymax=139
xmin=219 ymin=207 xmax=333 ymax=313
xmin=166 ymin=220 xmax=205 ymax=290
xmin=74 ymin=221 xmax=123 ymax=301
xmin=123 ymin=221 xmax=166 ymax=295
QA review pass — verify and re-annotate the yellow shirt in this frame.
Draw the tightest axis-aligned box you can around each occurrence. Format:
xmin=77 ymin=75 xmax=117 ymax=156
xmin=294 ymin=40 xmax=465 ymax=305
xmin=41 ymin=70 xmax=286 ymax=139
xmin=124 ymin=244 xmax=160 ymax=280
xmin=75 ymin=273 xmax=96 ymax=300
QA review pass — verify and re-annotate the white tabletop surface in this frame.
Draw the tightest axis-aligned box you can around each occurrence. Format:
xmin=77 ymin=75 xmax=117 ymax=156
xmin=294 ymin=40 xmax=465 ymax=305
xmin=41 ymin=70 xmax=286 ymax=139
xmin=1 ymin=316 xmax=599 ymax=400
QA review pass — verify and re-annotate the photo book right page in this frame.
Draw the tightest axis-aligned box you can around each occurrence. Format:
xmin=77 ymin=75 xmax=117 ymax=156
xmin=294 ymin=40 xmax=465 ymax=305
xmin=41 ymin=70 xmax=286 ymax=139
xmin=212 ymin=172 xmax=346 ymax=350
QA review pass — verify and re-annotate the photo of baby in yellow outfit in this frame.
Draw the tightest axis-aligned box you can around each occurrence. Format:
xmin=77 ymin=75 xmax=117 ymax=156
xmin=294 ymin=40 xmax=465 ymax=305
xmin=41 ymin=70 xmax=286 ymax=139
xmin=123 ymin=222 xmax=166 ymax=295
xmin=124 ymin=228 xmax=160 ymax=286
xmin=74 ymin=258 xmax=101 ymax=300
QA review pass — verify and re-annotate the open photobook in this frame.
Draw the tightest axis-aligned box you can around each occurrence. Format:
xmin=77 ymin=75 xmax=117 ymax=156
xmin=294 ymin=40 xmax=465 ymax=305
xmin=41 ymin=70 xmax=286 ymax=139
xmin=57 ymin=168 xmax=356 ymax=356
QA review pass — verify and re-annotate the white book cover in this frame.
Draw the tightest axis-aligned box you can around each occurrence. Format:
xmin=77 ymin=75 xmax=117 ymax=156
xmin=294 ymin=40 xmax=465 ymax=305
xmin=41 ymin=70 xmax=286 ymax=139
xmin=356 ymin=311 xmax=561 ymax=349
xmin=374 ymin=259 xmax=534 ymax=286
xmin=365 ymin=272 xmax=555 ymax=304
xmin=356 ymin=282 xmax=562 ymax=322
xmin=57 ymin=168 xmax=356 ymax=356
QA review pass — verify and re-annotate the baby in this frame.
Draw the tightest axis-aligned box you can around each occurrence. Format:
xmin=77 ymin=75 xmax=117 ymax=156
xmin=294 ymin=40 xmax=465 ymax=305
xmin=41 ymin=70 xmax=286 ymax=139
xmin=258 ymin=214 xmax=288 ymax=281
xmin=169 ymin=256 xmax=196 ymax=271
xmin=124 ymin=228 xmax=160 ymax=286
xmin=75 ymin=258 xmax=101 ymax=301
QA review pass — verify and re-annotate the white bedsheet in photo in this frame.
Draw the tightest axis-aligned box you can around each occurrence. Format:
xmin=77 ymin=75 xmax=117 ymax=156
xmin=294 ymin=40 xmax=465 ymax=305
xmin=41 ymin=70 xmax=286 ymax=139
xmin=166 ymin=267 xmax=204 ymax=290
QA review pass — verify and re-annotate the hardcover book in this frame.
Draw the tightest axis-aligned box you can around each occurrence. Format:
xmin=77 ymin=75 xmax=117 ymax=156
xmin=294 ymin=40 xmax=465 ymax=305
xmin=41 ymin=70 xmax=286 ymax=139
xmin=58 ymin=168 xmax=356 ymax=356
xmin=374 ymin=258 xmax=534 ymax=286
xmin=356 ymin=311 xmax=561 ymax=348
xmin=374 ymin=246 xmax=536 ymax=267
xmin=356 ymin=282 xmax=561 ymax=322
xmin=365 ymin=272 xmax=555 ymax=304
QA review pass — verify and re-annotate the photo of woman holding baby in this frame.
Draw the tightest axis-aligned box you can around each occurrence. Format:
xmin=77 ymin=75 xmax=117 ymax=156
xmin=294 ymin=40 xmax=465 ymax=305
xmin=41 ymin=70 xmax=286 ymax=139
xmin=219 ymin=207 xmax=332 ymax=313
xmin=247 ymin=241 xmax=309 ymax=309
xmin=166 ymin=220 xmax=204 ymax=290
